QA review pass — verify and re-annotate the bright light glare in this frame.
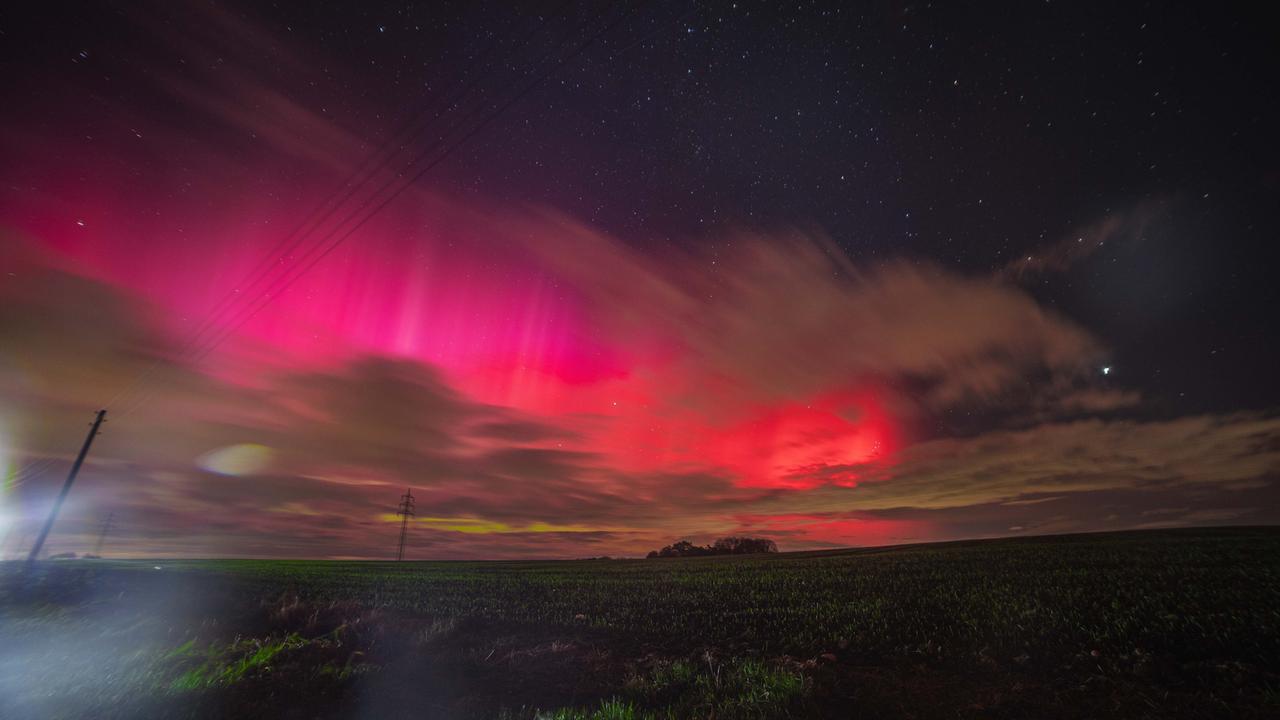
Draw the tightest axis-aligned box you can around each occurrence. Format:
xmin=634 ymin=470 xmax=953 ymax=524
xmin=197 ymin=443 xmax=274 ymax=476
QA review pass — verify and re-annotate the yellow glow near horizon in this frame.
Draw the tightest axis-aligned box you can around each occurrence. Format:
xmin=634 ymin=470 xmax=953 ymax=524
xmin=377 ymin=514 xmax=600 ymax=534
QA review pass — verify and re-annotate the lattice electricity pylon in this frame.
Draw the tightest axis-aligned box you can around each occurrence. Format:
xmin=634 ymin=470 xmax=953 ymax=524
xmin=93 ymin=512 xmax=115 ymax=556
xmin=395 ymin=488 xmax=416 ymax=561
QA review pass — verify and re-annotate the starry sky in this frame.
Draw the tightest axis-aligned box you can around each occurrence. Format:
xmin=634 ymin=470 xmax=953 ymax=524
xmin=1 ymin=1 xmax=1278 ymax=559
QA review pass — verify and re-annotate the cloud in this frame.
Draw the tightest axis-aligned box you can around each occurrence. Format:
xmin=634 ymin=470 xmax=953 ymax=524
xmin=730 ymin=474 xmax=1278 ymax=547
xmin=469 ymin=416 xmax=579 ymax=444
xmin=1001 ymin=495 xmax=1065 ymax=506
xmin=997 ymin=203 xmax=1160 ymax=281
xmin=3 ymin=210 xmax=1277 ymax=560
xmin=1041 ymin=387 xmax=1142 ymax=414
xmin=761 ymin=412 xmax=1280 ymax=513
xmin=1 ymin=238 xmax=169 ymax=408
xmin=0 ymin=255 xmax=767 ymax=558
xmin=516 ymin=211 xmax=1104 ymax=414
xmin=275 ymin=356 xmax=477 ymax=463
xmin=4 ymin=0 xmax=1269 ymax=561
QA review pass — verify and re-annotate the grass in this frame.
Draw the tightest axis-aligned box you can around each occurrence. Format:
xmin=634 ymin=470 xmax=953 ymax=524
xmin=633 ymin=657 xmax=808 ymax=718
xmin=513 ymin=658 xmax=806 ymax=719
xmin=2 ymin=527 xmax=1279 ymax=718
xmin=537 ymin=698 xmax=648 ymax=720
xmin=168 ymin=633 xmax=306 ymax=690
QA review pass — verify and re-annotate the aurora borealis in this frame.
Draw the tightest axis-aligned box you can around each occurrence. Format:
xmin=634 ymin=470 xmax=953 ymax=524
xmin=2 ymin=1 xmax=1278 ymax=559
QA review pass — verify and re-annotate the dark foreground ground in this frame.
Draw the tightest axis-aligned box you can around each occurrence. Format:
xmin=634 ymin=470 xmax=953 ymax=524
xmin=1 ymin=527 xmax=1278 ymax=719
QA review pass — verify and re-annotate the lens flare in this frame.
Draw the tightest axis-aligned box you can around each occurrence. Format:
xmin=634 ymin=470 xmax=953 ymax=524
xmin=196 ymin=443 xmax=274 ymax=476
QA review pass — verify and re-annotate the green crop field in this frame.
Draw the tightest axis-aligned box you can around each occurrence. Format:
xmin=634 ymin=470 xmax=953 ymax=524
xmin=2 ymin=527 xmax=1278 ymax=719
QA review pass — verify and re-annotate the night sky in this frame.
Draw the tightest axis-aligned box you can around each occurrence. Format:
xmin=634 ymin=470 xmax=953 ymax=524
xmin=1 ymin=1 xmax=1277 ymax=559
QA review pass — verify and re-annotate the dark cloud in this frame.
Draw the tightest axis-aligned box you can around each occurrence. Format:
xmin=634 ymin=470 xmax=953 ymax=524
xmin=469 ymin=417 xmax=579 ymax=444
xmin=729 ymin=477 xmax=1279 ymax=547
xmin=276 ymin=356 xmax=477 ymax=464
xmin=1 ymin=239 xmax=170 ymax=413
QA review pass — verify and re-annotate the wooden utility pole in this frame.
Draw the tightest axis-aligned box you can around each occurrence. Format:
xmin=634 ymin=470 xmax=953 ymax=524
xmin=26 ymin=409 xmax=106 ymax=566
xmin=396 ymin=488 xmax=415 ymax=561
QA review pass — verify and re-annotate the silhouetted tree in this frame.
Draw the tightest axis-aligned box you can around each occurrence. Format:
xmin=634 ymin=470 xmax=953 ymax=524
xmin=647 ymin=537 xmax=778 ymax=558
xmin=713 ymin=536 xmax=779 ymax=555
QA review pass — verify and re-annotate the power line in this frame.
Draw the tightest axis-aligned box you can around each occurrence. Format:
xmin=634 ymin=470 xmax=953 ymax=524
xmin=10 ymin=6 xmax=653 ymax=565
xmin=179 ymin=3 xmax=642 ymax=369
xmin=395 ymin=488 xmax=416 ymax=561
xmin=112 ymin=3 xmax=645 ymax=422
xmin=6 ymin=457 xmax=57 ymax=488
xmin=104 ymin=2 xmax=611 ymax=422
xmin=101 ymin=2 xmax=578 ymax=415
xmin=149 ymin=2 xmax=568 ymax=362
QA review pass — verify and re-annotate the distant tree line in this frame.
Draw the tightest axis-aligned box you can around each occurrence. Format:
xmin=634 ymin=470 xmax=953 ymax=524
xmin=645 ymin=537 xmax=778 ymax=558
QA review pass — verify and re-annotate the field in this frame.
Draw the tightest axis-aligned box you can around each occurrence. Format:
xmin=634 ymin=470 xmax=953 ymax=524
xmin=2 ymin=527 xmax=1278 ymax=719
